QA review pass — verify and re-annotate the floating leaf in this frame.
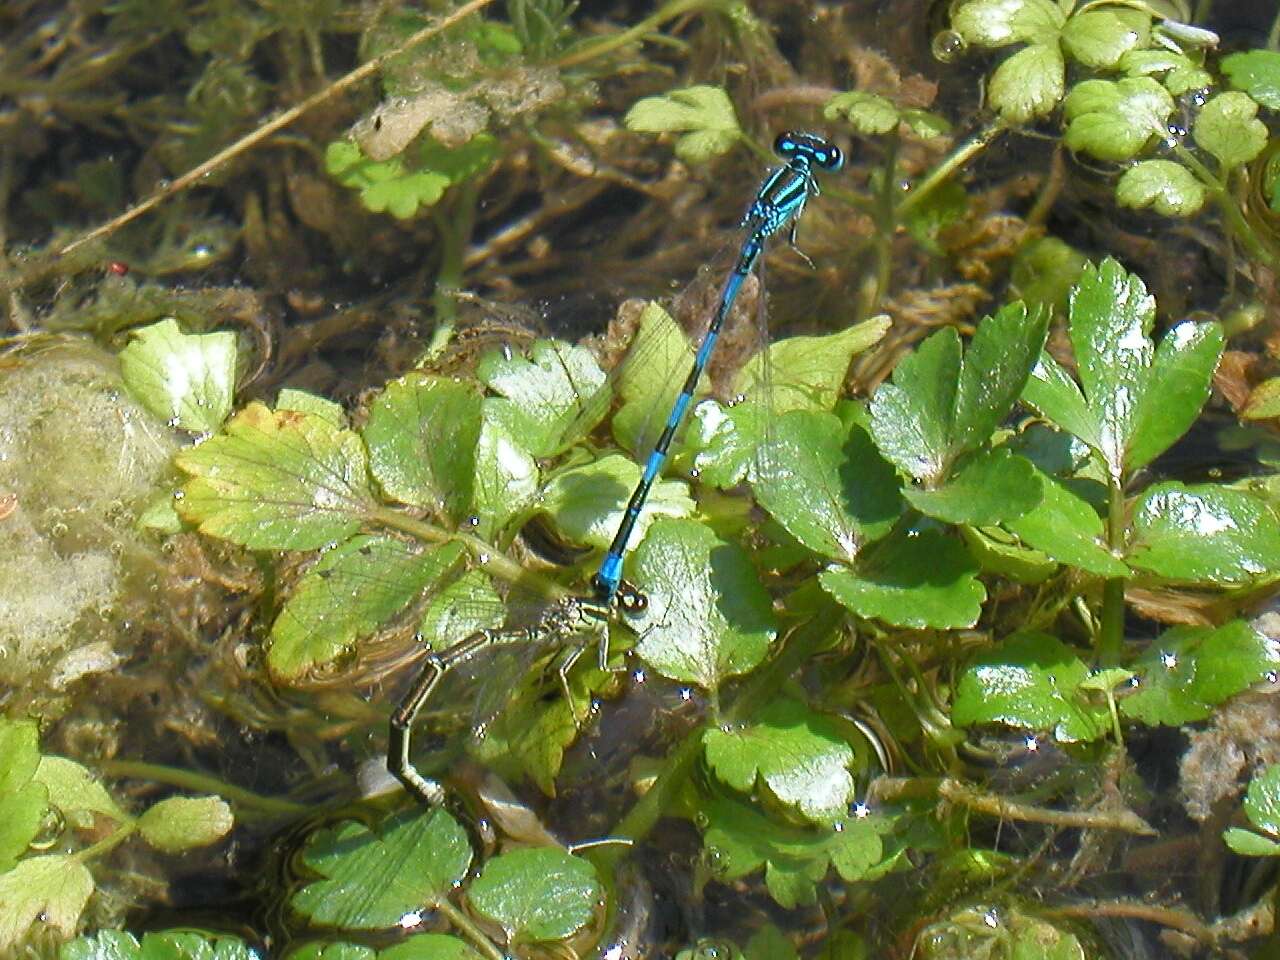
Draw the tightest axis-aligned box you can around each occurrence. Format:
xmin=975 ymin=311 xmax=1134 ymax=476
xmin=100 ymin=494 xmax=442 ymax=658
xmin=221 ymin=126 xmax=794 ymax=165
xmin=1062 ymin=78 xmax=1174 ymax=162
xmin=630 ymin=518 xmax=777 ymax=690
xmin=700 ymin=788 xmax=889 ymax=909
xmin=471 ymin=413 xmax=538 ymax=538
xmin=1119 ymin=48 xmax=1212 ymax=96
xmin=0 ymin=854 xmax=94 ymax=948
xmin=1116 ymin=160 xmax=1206 ymax=216
xmin=268 ymin=537 xmax=465 ymax=682
xmin=467 ymin=847 xmax=601 ymax=944
xmin=755 ymin=411 xmax=901 ymax=564
xmin=176 ymin=402 xmax=375 ymax=550
xmin=624 ymin=85 xmax=742 ymax=163
xmin=903 ymin=447 xmax=1042 ymax=526
xmin=62 ymin=929 xmax=259 ymax=960
xmin=1059 ymin=9 xmax=1147 ymax=68
xmin=950 ymin=0 xmax=1065 ymax=47
xmin=1126 ymin=482 xmax=1280 ymax=584
xmin=119 ymin=319 xmax=236 ymax=433
xmin=823 ymin=92 xmax=899 ymax=135
xmin=136 ymin=796 xmax=234 ymax=853
xmin=1221 ymin=49 xmax=1280 ymax=110
xmin=292 ymin=809 xmax=471 ymax=929
xmin=542 ymin=454 xmax=694 ymax=550
xmin=1193 ymin=91 xmax=1268 ymax=170
xmin=363 ymin=374 xmax=482 ymax=524
xmin=1121 ymin=621 xmax=1280 ymax=726
xmin=951 ymin=632 xmax=1109 ymax=742
xmin=478 ymin=339 xmax=608 ymax=458
xmin=820 ymin=530 xmax=985 ymax=630
xmin=704 ymin=699 xmax=857 ymax=823
xmin=379 ymin=934 xmax=484 ymax=960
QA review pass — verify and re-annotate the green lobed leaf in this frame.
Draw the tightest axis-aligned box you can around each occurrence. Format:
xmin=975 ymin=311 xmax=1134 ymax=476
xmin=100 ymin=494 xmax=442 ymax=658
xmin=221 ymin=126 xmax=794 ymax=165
xmin=292 ymin=809 xmax=472 ymax=929
xmin=952 ymin=302 xmax=1049 ymax=456
xmin=478 ymin=339 xmax=608 ymax=458
xmin=755 ymin=411 xmax=901 ymax=563
xmin=1059 ymin=9 xmax=1148 ymax=68
xmin=699 ymin=788 xmax=890 ymax=909
xmin=0 ymin=719 xmax=40 ymax=795
xmin=325 ymin=141 xmax=449 ymax=219
xmin=118 ymin=319 xmax=236 ymax=433
xmin=1021 ymin=352 xmax=1100 ymax=452
xmin=542 ymin=454 xmax=694 ymax=550
xmin=904 ymin=448 xmax=1043 ymax=526
xmin=819 ymin=530 xmax=985 ymax=630
xmin=378 ymin=934 xmax=484 ymax=960
xmin=869 ymin=328 xmax=960 ymax=482
xmin=1221 ymin=50 xmax=1280 ymax=110
xmin=1192 ymin=91 xmax=1268 ymax=170
xmin=363 ymin=374 xmax=482 ymax=523
xmin=467 ymin=847 xmax=601 ymax=944
xmin=62 ymin=929 xmax=260 ymax=960
xmin=823 ymin=92 xmax=900 ymax=135
xmin=0 ymin=854 xmax=94 ymax=949
xmin=0 ymin=783 xmax=47 ymax=872
xmin=1116 ymin=160 xmax=1206 ymax=216
xmin=136 ymin=796 xmax=234 ymax=853
xmin=34 ymin=756 xmax=126 ymax=824
xmin=624 ymin=85 xmax=742 ymax=163
xmin=176 ymin=401 xmax=375 ymax=550
xmin=687 ymin=399 xmax=771 ymax=488
xmin=961 ymin=525 xmax=1057 ymax=584
xmin=1121 ymin=621 xmax=1280 ymax=726
xmin=1124 ymin=319 xmax=1223 ymax=470
xmin=417 ymin=569 xmax=504 ymax=648
xmin=630 ymin=518 xmax=778 ymax=690
xmin=988 ymin=43 xmax=1065 ymax=123
xmin=1067 ymin=257 xmax=1156 ymax=476
xmin=1126 ymin=482 xmax=1280 ymax=584
xmin=471 ymin=411 xmax=538 ymax=538
xmin=1063 ymin=78 xmax=1174 ymax=162
xmin=1118 ymin=49 xmax=1212 ymax=96
xmin=278 ymin=388 xmax=346 ymax=427
xmin=1243 ymin=764 xmax=1280 ymax=836
xmin=1243 ymin=377 xmax=1280 ymax=420
xmin=1224 ymin=827 xmax=1280 ymax=856
xmin=704 ymin=699 xmax=857 ymax=823
xmin=1005 ymin=471 xmax=1129 ymax=578
xmin=951 ymin=632 xmax=1109 ymax=742
xmin=268 ymin=537 xmax=465 ymax=682
xmin=950 ymin=0 xmax=1065 ymax=47
xmin=900 ymin=109 xmax=952 ymax=139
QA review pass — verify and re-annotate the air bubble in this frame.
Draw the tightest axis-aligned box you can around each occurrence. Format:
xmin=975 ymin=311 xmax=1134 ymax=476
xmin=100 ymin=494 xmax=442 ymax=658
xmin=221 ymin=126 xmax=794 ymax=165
xmin=931 ymin=30 xmax=966 ymax=62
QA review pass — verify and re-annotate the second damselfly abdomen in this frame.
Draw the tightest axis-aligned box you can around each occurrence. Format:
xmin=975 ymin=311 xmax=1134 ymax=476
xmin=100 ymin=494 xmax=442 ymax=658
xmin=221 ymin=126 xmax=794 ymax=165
xmin=593 ymin=131 xmax=844 ymax=601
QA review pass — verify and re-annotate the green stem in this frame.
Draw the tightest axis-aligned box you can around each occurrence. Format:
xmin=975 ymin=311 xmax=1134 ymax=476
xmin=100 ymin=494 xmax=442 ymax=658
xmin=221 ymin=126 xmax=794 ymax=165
xmin=896 ymin=123 xmax=1006 ymax=220
xmin=1097 ymin=471 xmax=1127 ymax=664
xmin=98 ymin=760 xmax=309 ymax=817
xmin=1173 ymin=143 xmax=1277 ymax=268
xmin=72 ymin=821 xmax=137 ymax=864
xmin=369 ymin=506 xmax=566 ymax=600
xmin=553 ymin=0 xmax=723 ymax=68
xmin=436 ymin=898 xmax=504 ymax=960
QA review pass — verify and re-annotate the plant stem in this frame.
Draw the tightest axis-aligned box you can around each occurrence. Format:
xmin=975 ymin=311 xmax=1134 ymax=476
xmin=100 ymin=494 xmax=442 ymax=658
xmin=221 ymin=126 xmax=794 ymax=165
xmin=937 ymin=778 xmax=1156 ymax=835
xmin=896 ymin=123 xmax=1006 ymax=220
xmin=72 ymin=821 xmax=137 ymax=864
xmin=1173 ymin=143 xmax=1278 ymax=268
xmin=1097 ymin=471 xmax=1127 ymax=664
xmin=97 ymin=760 xmax=309 ymax=817
xmin=436 ymin=899 xmax=505 ymax=960
xmin=554 ymin=0 xmax=722 ymax=69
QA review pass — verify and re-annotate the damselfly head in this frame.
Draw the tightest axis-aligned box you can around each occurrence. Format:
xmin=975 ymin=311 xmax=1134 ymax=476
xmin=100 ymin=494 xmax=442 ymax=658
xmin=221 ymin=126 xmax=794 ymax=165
xmin=615 ymin=581 xmax=649 ymax=614
xmin=774 ymin=131 xmax=844 ymax=173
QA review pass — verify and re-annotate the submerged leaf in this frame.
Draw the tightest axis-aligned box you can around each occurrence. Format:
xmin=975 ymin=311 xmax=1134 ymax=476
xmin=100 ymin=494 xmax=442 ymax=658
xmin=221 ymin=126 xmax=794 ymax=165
xmin=1063 ymin=78 xmax=1174 ymax=161
xmin=1193 ymin=91 xmax=1267 ymax=170
xmin=988 ymin=43 xmax=1065 ymax=123
xmin=1116 ymin=160 xmax=1206 ymax=216
xmin=292 ymin=809 xmax=471 ymax=929
xmin=0 ymin=854 xmax=94 ymax=948
xmin=137 ymin=796 xmax=234 ymax=853
xmin=467 ymin=847 xmax=601 ymax=944
xmin=624 ymin=85 xmax=742 ymax=162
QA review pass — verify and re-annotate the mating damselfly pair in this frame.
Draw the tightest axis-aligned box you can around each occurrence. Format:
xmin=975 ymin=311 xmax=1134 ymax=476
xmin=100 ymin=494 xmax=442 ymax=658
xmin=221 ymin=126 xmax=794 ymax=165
xmin=384 ymin=131 xmax=845 ymax=806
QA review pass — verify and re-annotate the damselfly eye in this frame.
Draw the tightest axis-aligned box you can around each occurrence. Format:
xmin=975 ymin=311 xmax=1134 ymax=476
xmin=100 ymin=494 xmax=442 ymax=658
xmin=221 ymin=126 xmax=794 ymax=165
xmin=773 ymin=131 xmax=798 ymax=159
xmin=818 ymin=144 xmax=844 ymax=172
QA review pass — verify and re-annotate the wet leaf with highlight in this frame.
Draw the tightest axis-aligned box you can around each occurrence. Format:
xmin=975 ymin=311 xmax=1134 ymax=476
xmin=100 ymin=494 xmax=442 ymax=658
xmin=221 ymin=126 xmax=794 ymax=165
xmin=467 ymin=847 xmax=601 ymax=944
xmin=176 ymin=402 xmax=375 ymax=550
xmin=988 ymin=43 xmax=1065 ymax=124
xmin=905 ymin=447 xmax=1042 ymax=526
xmin=1116 ymin=160 xmax=1206 ymax=217
xmin=1063 ymin=78 xmax=1174 ymax=162
xmin=1193 ymin=91 xmax=1268 ymax=170
xmin=119 ymin=319 xmax=236 ymax=433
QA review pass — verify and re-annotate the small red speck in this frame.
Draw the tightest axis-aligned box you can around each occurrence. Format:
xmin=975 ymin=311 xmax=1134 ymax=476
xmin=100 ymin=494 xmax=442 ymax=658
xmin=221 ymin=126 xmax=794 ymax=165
xmin=107 ymin=261 xmax=129 ymax=276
